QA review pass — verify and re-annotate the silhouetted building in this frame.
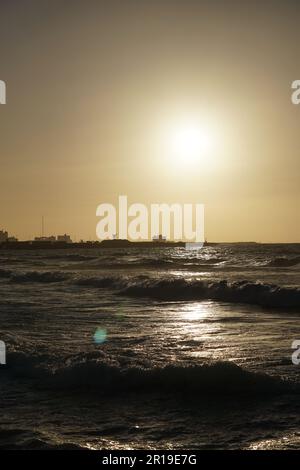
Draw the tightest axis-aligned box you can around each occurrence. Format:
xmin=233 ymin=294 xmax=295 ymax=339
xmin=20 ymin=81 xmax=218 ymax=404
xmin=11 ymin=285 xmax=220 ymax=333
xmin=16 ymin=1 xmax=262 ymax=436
xmin=57 ymin=234 xmax=72 ymax=243
xmin=34 ymin=236 xmax=56 ymax=242
xmin=152 ymin=234 xmax=167 ymax=242
xmin=7 ymin=236 xmax=18 ymax=242
xmin=0 ymin=230 xmax=8 ymax=243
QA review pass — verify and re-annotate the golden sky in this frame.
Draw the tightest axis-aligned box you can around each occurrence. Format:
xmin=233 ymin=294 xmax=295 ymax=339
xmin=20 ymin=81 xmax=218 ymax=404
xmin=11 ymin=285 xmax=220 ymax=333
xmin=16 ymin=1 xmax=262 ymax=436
xmin=0 ymin=0 xmax=299 ymax=242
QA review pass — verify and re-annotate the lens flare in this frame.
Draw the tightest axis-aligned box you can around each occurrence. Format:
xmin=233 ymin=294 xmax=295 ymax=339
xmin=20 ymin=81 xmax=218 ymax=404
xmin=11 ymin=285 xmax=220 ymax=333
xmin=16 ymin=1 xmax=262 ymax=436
xmin=93 ymin=327 xmax=107 ymax=344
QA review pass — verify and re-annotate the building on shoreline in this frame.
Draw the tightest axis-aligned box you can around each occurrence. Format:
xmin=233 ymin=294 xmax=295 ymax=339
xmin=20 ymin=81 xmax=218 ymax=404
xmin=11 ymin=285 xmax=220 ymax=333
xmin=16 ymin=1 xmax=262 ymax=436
xmin=57 ymin=234 xmax=72 ymax=243
xmin=0 ymin=230 xmax=8 ymax=243
xmin=152 ymin=234 xmax=167 ymax=242
xmin=34 ymin=234 xmax=72 ymax=243
xmin=34 ymin=236 xmax=56 ymax=242
xmin=0 ymin=230 xmax=18 ymax=243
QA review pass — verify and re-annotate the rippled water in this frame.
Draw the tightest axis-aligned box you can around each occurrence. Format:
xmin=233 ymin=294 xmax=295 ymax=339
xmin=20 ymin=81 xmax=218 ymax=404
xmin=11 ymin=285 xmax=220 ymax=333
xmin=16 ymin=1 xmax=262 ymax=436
xmin=0 ymin=243 xmax=300 ymax=449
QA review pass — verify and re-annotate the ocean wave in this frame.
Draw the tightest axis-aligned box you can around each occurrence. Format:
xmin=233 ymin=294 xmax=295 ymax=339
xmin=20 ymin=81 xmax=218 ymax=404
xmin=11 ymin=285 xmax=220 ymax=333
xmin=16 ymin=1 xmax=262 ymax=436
xmin=78 ymin=255 xmax=226 ymax=269
xmin=75 ymin=276 xmax=122 ymax=289
xmin=0 ymin=428 xmax=85 ymax=450
xmin=74 ymin=274 xmax=147 ymax=289
xmin=137 ymin=258 xmax=174 ymax=267
xmin=5 ymin=269 xmax=298 ymax=308
xmin=49 ymin=254 xmax=97 ymax=262
xmin=142 ymin=257 xmax=225 ymax=268
xmin=267 ymin=257 xmax=300 ymax=267
xmin=186 ymin=257 xmax=225 ymax=265
xmin=9 ymin=271 xmax=69 ymax=284
xmin=4 ymin=352 xmax=290 ymax=396
xmin=119 ymin=278 xmax=300 ymax=309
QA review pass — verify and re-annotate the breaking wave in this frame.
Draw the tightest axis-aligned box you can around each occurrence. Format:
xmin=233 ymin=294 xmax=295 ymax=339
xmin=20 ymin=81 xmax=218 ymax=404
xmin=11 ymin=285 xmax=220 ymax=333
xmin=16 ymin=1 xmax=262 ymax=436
xmin=0 ymin=428 xmax=86 ymax=450
xmin=9 ymin=271 xmax=69 ymax=284
xmin=74 ymin=274 xmax=147 ymax=289
xmin=120 ymin=278 xmax=300 ymax=309
xmin=42 ymin=253 xmax=97 ymax=262
xmin=1 ymin=266 xmax=299 ymax=308
xmin=4 ymin=352 xmax=291 ymax=397
xmin=267 ymin=257 xmax=300 ymax=267
xmin=75 ymin=276 xmax=122 ymax=289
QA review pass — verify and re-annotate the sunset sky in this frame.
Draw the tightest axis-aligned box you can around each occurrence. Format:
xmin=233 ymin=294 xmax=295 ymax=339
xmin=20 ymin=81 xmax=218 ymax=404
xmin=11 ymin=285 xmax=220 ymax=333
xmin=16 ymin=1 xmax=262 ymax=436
xmin=0 ymin=0 xmax=299 ymax=242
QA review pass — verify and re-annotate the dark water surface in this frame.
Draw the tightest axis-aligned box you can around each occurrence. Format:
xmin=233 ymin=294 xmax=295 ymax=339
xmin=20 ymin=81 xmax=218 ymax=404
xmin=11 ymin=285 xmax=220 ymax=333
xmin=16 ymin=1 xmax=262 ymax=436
xmin=0 ymin=244 xmax=300 ymax=449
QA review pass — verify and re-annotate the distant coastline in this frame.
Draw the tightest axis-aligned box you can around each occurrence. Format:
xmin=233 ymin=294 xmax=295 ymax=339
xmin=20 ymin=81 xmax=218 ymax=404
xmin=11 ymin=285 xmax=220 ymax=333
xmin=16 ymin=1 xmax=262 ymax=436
xmin=0 ymin=239 xmax=188 ymax=250
xmin=0 ymin=240 xmax=299 ymax=250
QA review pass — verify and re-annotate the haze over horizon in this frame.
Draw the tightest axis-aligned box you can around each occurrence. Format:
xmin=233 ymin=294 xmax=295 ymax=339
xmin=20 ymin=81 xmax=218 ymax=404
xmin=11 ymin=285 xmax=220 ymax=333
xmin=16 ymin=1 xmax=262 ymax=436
xmin=0 ymin=0 xmax=299 ymax=242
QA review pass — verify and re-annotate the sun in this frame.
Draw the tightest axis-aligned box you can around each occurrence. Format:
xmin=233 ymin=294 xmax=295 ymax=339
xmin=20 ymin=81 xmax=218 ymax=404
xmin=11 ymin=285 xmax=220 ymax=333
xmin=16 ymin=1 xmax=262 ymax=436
xmin=167 ymin=120 xmax=216 ymax=166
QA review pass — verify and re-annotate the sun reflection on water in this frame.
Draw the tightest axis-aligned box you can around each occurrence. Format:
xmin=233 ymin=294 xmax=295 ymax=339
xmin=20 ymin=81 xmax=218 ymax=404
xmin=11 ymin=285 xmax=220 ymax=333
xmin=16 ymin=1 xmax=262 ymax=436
xmin=177 ymin=302 xmax=213 ymax=323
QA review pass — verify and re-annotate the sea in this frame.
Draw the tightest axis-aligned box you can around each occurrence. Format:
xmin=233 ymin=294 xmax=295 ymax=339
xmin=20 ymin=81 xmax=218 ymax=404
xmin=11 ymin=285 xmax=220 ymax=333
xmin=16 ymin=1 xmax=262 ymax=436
xmin=0 ymin=243 xmax=300 ymax=450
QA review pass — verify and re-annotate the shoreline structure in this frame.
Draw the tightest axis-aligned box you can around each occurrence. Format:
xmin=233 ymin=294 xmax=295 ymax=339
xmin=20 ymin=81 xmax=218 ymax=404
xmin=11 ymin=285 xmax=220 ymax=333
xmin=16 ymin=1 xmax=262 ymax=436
xmin=0 ymin=240 xmax=297 ymax=250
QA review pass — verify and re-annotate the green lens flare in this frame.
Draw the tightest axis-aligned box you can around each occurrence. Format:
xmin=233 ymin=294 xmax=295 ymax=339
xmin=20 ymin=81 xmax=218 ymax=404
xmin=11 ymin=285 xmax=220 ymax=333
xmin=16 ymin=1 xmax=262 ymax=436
xmin=93 ymin=327 xmax=107 ymax=344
